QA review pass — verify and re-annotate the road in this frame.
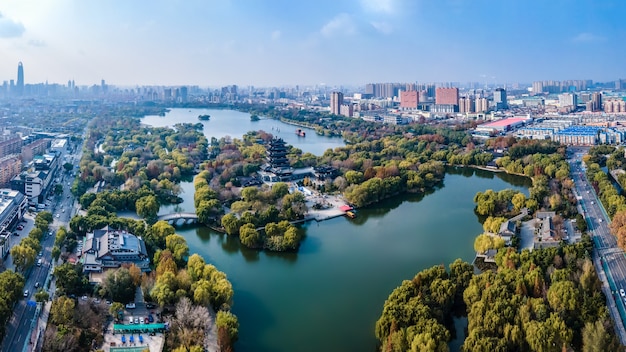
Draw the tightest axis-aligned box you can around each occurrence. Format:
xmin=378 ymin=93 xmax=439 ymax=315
xmin=569 ymin=149 xmax=626 ymax=343
xmin=0 ymin=142 xmax=82 ymax=352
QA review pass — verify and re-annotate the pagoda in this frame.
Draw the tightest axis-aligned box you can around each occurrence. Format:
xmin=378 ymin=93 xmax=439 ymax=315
xmin=263 ymin=137 xmax=293 ymax=180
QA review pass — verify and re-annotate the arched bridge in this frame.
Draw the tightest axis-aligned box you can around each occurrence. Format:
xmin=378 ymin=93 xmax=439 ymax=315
xmin=157 ymin=212 xmax=199 ymax=226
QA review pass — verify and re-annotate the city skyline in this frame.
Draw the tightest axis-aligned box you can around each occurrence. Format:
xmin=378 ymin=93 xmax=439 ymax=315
xmin=0 ymin=0 xmax=625 ymax=87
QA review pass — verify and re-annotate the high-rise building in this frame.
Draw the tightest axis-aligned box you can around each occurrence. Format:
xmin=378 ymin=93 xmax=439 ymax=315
xmin=558 ymin=93 xmax=577 ymax=108
xmin=399 ymin=91 xmax=419 ymax=110
xmin=589 ymin=92 xmax=602 ymax=112
xmin=532 ymin=81 xmax=544 ymax=95
xmin=494 ymin=88 xmax=508 ymax=110
xmin=330 ymin=91 xmax=344 ymax=115
xmin=16 ymin=62 xmax=24 ymax=96
xmin=435 ymin=88 xmax=459 ymax=106
xmin=475 ymin=98 xmax=489 ymax=113
xmin=459 ymin=97 xmax=475 ymax=113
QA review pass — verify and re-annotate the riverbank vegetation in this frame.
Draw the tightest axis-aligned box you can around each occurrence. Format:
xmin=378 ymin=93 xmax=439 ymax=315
xmin=72 ymin=115 xmax=207 ymax=208
xmin=376 ymin=236 xmax=620 ymax=352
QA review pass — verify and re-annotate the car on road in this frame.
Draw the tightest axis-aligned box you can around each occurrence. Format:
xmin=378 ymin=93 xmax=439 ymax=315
xmin=600 ymin=219 xmax=603 ymax=223
xmin=81 ymin=295 xmax=88 ymax=301
xmin=16 ymin=225 xmax=23 ymax=230
xmin=12 ymin=232 xmax=18 ymax=236
xmin=35 ymin=282 xmax=40 ymax=288
xmin=125 ymin=302 xmax=136 ymax=309
xmin=145 ymin=303 xmax=156 ymax=309
xmin=55 ymin=214 xmax=60 ymax=218
xmin=620 ymin=289 xmax=625 ymax=297
xmin=23 ymin=290 xmax=28 ymax=297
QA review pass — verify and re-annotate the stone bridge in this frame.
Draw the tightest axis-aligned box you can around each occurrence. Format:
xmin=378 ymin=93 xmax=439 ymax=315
xmin=157 ymin=212 xmax=199 ymax=226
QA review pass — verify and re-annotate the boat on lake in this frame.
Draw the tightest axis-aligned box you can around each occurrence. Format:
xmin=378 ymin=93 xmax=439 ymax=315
xmin=296 ymin=128 xmax=306 ymax=137
xmin=198 ymin=114 xmax=211 ymax=121
xmin=346 ymin=211 xmax=357 ymax=219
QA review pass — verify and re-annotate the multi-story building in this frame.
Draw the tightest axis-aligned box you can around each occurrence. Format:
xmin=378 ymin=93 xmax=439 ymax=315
xmin=604 ymin=99 xmax=626 ymax=113
xmin=494 ymin=88 xmax=508 ymax=110
xmin=21 ymin=138 xmax=50 ymax=163
xmin=0 ymin=135 xmax=22 ymax=159
xmin=339 ymin=103 xmax=354 ymax=117
xmin=435 ymin=88 xmax=459 ymax=106
xmin=0 ymin=189 xmax=27 ymax=257
xmin=330 ymin=91 xmax=344 ymax=115
xmin=459 ymin=97 xmax=475 ymax=113
xmin=10 ymin=170 xmax=53 ymax=205
xmin=82 ymin=226 xmax=150 ymax=273
xmin=399 ymin=91 xmax=419 ymax=110
xmin=475 ymin=97 xmax=489 ymax=113
xmin=587 ymin=93 xmax=603 ymax=112
xmin=0 ymin=155 xmax=21 ymax=187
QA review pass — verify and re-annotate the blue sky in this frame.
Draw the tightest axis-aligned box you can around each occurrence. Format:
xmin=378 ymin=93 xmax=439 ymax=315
xmin=0 ymin=0 xmax=624 ymax=87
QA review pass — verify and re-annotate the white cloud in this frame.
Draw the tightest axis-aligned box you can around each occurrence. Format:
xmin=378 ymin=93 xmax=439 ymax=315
xmin=371 ymin=21 xmax=393 ymax=34
xmin=571 ymin=32 xmax=606 ymax=43
xmin=360 ymin=0 xmax=396 ymax=14
xmin=27 ymin=39 xmax=46 ymax=47
xmin=271 ymin=30 xmax=281 ymax=41
xmin=321 ymin=13 xmax=357 ymax=37
xmin=0 ymin=12 xmax=25 ymax=38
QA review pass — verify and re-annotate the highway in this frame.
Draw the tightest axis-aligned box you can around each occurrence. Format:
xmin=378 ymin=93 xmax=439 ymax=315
xmin=0 ymin=143 xmax=81 ymax=352
xmin=569 ymin=149 xmax=626 ymax=343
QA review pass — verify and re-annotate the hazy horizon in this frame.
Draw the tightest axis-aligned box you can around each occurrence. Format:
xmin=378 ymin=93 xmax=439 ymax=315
xmin=0 ymin=0 xmax=625 ymax=87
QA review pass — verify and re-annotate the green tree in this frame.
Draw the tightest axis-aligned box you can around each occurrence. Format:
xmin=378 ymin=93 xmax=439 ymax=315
xmin=54 ymin=184 xmax=64 ymax=196
xmin=239 ymin=223 xmax=261 ymax=248
xmin=166 ymin=234 xmax=189 ymax=265
xmin=54 ymin=263 xmax=86 ymax=294
xmin=11 ymin=244 xmax=36 ymax=272
xmin=103 ymin=268 xmax=137 ymax=303
xmin=148 ymin=221 xmax=176 ymax=249
xmin=109 ymin=302 xmax=125 ymax=317
xmin=63 ymin=162 xmax=74 ymax=172
xmin=151 ymin=271 xmax=177 ymax=307
xmin=50 ymin=296 xmax=75 ymax=325
xmin=221 ymin=213 xmax=240 ymax=235
xmin=216 ymin=310 xmax=239 ymax=342
xmin=34 ymin=289 xmax=49 ymax=303
xmin=136 ymin=195 xmax=159 ymax=221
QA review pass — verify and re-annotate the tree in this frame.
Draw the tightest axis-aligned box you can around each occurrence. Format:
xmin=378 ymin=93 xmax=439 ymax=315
xmin=50 ymin=296 xmax=75 ymax=326
xmin=216 ymin=310 xmax=239 ymax=344
xmin=192 ymin=279 xmax=212 ymax=307
xmin=63 ymin=162 xmax=74 ymax=172
xmin=54 ymin=263 xmax=86 ymax=295
xmin=148 ymin=221 xmax=176 ymax=249
xmin=151 ymin=271 xmax=177 ymax=307
xmin=103 ymin=268 xmax=137 ymax=303
xmin=110 ymin=302 xmax=125 ymax=318
xmin=582 ymin=320 xmax=616 ymax=352
xmin=136 ymin=195 xmax=159 ymax=221
xmin=11 ymin=245 xmax=36 ymax=272
xmin=239 ymin=223 xmax=261 ymax=248
xmin=34 ymin=289 xmax=49 ymax=303
xmin=54 ymin=184 xmax=64 ymax=196
xmin=511 ymin=192 xmax=526 ymax=212
xmin=166 ymin=234 xmax=189 ymax=265
xmin=221 ymin=213 xmax=240 ymax=236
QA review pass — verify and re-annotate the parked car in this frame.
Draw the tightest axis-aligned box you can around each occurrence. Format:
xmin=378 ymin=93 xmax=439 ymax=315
xmin=129 ymin=316 xmax=134 ymax=324
xmin=148 ymin=314 xmax=154 ymax=323
xmin=145 ymin=303 xmax=156 ymax=309
xmin=144 ymin=317 xmax=149 ymax=324
xmin=134 ymin=317 xmax=139 ymax=324
xmin=16 ymin=225 xmax=23 ymax=230
xmin=23 ymin=290 xmax=29 ymax=297
xmin=125 ymin=302 xmax=136 ymax=309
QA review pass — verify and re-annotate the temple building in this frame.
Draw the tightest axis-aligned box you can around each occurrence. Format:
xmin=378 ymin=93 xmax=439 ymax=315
xmin=260 ymin=137 xmax=293 ymax=181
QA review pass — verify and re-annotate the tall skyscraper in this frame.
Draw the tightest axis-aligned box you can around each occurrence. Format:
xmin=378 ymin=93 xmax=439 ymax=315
xmin=16 ymin=62 xmax=24 ymax=96
xmin=330 ymin=91 xmax=343 ymax=115
xmin=494 ymin=88 xmax=507 ymax=110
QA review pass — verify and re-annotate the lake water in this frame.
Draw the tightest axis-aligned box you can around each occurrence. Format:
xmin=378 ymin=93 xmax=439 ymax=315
xmin=142 ymin=108 xmax=345 ymax=156
xmin=164 ymin=166 xmax=530 ymax=352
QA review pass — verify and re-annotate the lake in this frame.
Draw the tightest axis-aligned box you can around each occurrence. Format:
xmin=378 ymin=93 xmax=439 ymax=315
xmin=142 ymin=108 xmax=345 ymax=156
xmin=163 ymin=166 xmax=530 ymax=352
